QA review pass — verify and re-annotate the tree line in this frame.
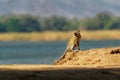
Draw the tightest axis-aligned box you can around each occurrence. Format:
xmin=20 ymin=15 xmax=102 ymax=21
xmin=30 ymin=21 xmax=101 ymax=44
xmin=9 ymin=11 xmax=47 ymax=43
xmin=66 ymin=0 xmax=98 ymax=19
xmin=0 ymin=12 xmax=120 ymax=32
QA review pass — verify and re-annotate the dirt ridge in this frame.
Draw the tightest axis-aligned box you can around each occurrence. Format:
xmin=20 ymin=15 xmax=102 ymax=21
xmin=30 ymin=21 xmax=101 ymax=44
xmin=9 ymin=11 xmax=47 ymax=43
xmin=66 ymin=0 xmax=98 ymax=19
xmin=54 ymin=47 xmax=120 ymax=66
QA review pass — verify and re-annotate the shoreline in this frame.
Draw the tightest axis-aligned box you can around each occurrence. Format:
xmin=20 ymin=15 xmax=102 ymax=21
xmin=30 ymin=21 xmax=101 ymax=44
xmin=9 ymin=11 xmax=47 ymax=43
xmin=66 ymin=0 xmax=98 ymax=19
xmin=0 ymin=64 xmax=120 ymax=80
xmin=0 ymin=64 xmax=120 ymax=69
xmin=0 ymin=30 xmax=120 ymax=41
xmin=0 ymin=46 xmax=120 ymax=80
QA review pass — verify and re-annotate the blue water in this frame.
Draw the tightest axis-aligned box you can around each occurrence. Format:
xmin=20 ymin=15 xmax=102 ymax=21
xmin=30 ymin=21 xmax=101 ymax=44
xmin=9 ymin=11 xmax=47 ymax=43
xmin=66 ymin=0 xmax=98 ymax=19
xmin=0 ymin=40 xmax=120 ymax=64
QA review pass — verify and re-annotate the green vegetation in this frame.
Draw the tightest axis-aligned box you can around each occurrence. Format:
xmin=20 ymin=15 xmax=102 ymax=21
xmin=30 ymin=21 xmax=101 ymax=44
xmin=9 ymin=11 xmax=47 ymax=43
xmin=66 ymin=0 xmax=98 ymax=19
xmin=0 ymin=12 xmax=120 ymax=32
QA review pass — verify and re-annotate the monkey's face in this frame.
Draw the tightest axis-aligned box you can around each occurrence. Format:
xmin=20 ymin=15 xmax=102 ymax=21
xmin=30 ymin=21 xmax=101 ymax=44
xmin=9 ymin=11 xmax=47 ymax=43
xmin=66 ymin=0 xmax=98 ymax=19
xmin=74 ymin=32 xmax=78 ymax=37
xmin=73 ymin=31 xmax=81 ymax=37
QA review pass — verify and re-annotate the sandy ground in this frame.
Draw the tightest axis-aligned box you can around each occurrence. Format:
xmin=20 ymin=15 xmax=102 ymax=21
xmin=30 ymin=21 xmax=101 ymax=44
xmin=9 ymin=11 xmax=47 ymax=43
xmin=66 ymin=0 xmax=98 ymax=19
xmin=0 ymin=47 xmax=120 ymax=80
xmin=54 ymin=47 xmax=120 ymax=66
xmin=0 ymin=65 xmax=120 ymax=80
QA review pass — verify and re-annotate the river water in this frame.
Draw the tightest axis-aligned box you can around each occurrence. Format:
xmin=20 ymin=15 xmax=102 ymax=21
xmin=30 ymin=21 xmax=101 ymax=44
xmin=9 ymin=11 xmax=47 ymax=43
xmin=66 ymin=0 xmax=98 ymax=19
xmin=0 ymin=40 xmax=120 ymax=64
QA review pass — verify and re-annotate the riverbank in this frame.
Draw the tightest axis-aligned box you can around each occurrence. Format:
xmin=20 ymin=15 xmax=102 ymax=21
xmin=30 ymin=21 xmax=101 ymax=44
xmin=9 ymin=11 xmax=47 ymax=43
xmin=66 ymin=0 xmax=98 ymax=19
xmin=0 ymin=30 xmax=120 ymax=41
xmin=0 ymin=65 xmax=120 ymax=80
xmin=54 ymin=47 xmax=120 ymax=65
xmin=0 ymin=47 xmax=120 ymax=80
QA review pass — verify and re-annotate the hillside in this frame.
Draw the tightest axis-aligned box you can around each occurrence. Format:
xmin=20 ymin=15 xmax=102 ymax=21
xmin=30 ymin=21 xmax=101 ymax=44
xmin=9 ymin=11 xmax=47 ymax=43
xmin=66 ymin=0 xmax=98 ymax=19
xmin=0 ymin=0 xmax=120 ymax=18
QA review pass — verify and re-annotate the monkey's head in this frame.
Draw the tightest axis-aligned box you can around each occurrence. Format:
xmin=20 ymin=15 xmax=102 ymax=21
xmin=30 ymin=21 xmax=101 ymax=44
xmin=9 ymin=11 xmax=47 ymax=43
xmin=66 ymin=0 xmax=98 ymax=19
xmin=73 ymin=30 xmax=81 ymax=38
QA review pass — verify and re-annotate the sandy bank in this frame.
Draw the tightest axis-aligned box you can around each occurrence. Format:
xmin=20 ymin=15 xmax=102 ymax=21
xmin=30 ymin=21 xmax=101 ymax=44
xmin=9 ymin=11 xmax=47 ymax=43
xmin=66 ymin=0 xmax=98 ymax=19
xmin=0 ymin=47 xmax=120 ymax=80
xmin=54 ymin=47 xmax=120 ymax=66
xmin=0 ymin=65 xmax=120 ymax=80
xmin=0 ymin=30 xmax=120 ymax=41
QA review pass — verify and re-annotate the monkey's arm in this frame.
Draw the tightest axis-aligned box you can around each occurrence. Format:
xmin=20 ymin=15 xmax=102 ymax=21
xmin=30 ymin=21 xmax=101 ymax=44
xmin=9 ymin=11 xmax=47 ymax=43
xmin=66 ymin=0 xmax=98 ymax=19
xmin=77 ymin=42 xmax=80 ymax=50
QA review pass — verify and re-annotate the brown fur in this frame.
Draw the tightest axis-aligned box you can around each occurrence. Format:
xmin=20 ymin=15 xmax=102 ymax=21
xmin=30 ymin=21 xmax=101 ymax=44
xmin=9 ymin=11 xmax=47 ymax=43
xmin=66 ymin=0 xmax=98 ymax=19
xmin=54 ymin=30 xmax=81 ymax=64
xmin=66 ymin=30 xmax=81 ymax=51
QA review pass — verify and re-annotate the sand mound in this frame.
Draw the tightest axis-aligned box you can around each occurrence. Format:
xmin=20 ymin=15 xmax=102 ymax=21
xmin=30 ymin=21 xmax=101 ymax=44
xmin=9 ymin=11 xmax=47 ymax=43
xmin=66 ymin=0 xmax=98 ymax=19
xmin=54 ymin=47 xmax=120 ymax=66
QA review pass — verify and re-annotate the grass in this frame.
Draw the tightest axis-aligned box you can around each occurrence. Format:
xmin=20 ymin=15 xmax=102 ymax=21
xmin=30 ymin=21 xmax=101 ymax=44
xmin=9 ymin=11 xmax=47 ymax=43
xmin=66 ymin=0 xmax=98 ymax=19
xmin=0 ymin=30 xmax=119 ymax=41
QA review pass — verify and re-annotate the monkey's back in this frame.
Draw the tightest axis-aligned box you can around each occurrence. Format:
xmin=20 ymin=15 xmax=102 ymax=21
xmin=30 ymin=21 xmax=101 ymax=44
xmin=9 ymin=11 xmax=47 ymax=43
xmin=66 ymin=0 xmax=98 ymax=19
xmin=66 ymin=33 xmax=81 ymax=50
xmin=66 ymin=36 xmax=77 ymax=50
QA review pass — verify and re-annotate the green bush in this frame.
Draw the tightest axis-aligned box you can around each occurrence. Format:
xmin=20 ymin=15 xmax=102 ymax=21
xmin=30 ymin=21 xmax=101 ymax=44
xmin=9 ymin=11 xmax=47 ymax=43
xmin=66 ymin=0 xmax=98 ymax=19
xmin=0 ymin=12 xmax=120 ymax=32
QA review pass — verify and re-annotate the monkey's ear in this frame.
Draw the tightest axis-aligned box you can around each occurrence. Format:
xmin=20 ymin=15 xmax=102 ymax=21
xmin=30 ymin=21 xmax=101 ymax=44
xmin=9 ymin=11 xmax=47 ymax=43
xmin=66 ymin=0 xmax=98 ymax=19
xmin=77 ymin=30 xmax=80 ymax=32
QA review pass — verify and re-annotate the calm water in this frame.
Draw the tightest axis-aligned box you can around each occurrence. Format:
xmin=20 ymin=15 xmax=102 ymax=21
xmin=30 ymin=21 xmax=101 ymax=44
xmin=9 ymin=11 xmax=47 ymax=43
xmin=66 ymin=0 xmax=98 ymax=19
xmin=0 ymin=40 xmax=120 ymax=64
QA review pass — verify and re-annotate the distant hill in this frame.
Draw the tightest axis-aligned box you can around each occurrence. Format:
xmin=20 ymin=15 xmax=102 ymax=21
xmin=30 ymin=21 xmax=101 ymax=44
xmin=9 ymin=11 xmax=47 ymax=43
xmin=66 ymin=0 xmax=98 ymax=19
xmin=0 ymin=0 xmax=120 ymax=18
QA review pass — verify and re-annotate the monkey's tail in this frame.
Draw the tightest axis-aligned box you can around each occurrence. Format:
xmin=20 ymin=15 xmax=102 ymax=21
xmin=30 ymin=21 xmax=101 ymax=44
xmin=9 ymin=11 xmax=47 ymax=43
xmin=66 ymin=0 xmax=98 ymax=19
xmin=53 ymin=50 xmax=68 ymax=64
xmin=59 ymin=50 xmax=68 ymax=60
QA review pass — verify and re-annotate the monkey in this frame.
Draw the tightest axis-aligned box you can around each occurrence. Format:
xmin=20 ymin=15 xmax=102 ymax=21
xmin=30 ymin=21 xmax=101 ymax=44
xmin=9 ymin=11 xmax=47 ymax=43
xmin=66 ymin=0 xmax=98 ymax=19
xmin=66 ymin=30 xmax=81 ymax=51
xmin=54 ymin=30 xmax=81 ymax=64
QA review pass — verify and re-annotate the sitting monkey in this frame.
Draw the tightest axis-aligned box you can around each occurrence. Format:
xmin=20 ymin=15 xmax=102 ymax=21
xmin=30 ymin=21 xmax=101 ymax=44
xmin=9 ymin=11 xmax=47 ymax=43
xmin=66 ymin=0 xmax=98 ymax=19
xmin=54 ymin=30 xmax=81 ymax=64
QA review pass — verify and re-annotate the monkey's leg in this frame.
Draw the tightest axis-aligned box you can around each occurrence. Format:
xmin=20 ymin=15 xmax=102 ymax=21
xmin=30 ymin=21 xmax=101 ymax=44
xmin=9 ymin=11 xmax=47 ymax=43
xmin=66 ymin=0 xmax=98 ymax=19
xmin=77 ymin=43 xmax=80 ymax=50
